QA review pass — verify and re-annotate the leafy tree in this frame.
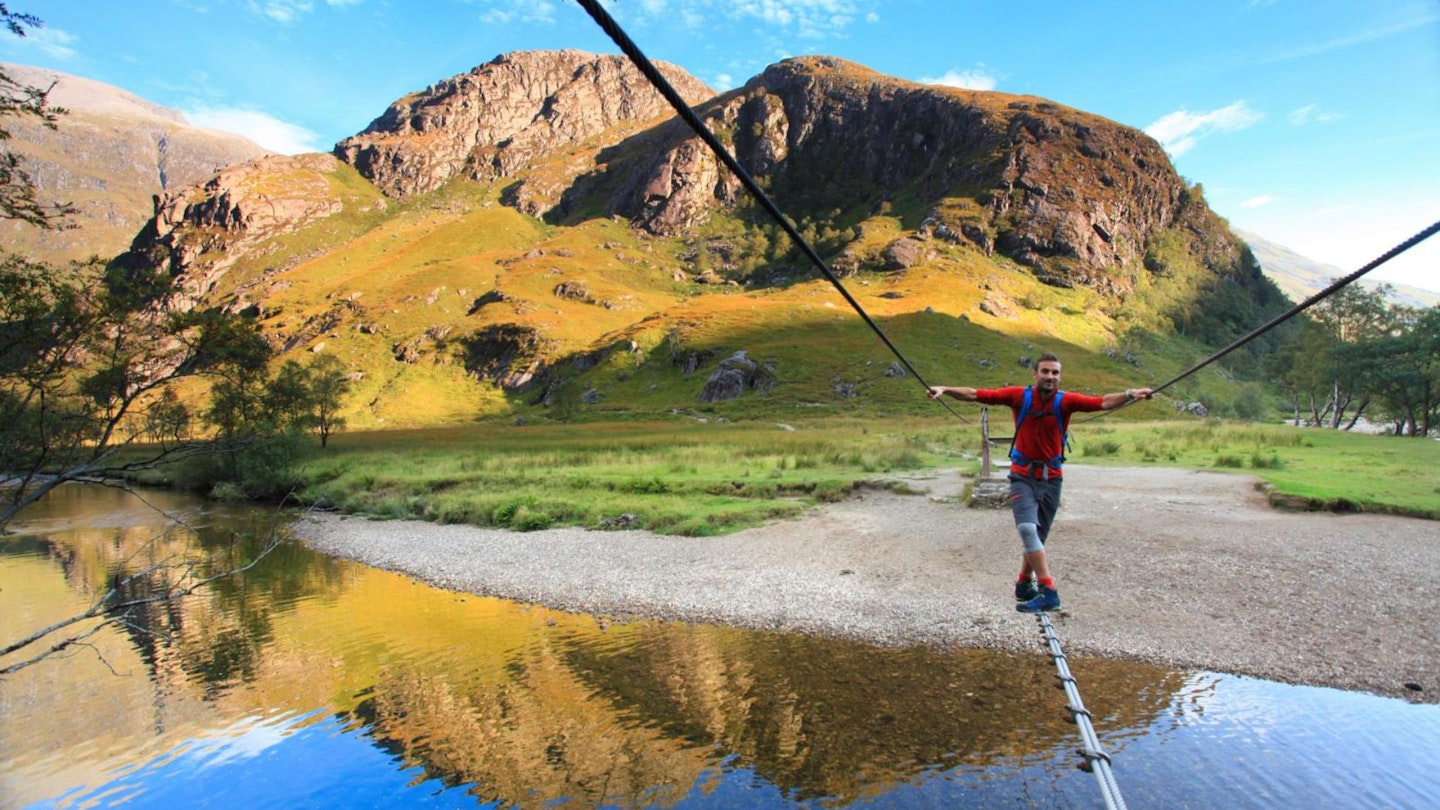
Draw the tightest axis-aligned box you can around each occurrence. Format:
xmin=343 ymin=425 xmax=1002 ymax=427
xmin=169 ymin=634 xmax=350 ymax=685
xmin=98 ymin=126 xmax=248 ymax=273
xmin=255 ymin=353 xmax=352 ymax=448
xmin=0 ymin=253 xmax=273 ymax=526
xmin=0 ymin=6 xmax=76 ymax=227
xmin=0 ymin=7 xmax=292 ymax=679
xmin=305 ymin=353 xmax=352 ymax=448
xmin=1272 ymin=284 xmax=1440 ymax=436
xmin=1362 ymin=306 xmax=1440 ymax=437
xmin=1274 ymin=285 xmax=1394 ymax=429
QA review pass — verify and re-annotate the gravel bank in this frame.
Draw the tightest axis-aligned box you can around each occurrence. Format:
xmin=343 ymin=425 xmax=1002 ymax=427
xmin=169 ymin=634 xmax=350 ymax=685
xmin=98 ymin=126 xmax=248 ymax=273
xmin=292 ymin=465 xmax=1440 ymax=703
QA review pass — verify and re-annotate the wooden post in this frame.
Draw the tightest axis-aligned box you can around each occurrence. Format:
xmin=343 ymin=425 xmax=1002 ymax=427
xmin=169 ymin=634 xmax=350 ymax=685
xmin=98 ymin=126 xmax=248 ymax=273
xmin=980 ymin=406 xmax=991 ymax=479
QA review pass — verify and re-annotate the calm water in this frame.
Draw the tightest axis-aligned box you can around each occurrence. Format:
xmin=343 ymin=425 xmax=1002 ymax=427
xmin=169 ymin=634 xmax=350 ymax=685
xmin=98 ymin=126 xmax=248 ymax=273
xmin=2 ymin=486 xmax=1437 ymax=809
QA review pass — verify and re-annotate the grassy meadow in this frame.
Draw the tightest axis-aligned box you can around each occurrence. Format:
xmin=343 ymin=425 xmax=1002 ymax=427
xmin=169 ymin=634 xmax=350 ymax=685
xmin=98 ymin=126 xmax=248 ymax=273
xmin=294 ymin=418 xmax=962 ymax=536
xmin=291 ymin=415 xmax=1440 ymax=536
xmin=1072 ymin=419 xmax=1440 ymax=518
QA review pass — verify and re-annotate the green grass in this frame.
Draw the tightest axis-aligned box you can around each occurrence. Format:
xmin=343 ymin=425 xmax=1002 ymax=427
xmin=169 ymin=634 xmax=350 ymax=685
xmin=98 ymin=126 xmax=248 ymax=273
xmin=294 ymin=418 xmax=969 ymax=536
xmin=288 ymin=415 xmax=1439 ymax=536
xmin=1073 ymin=419 xmax=1440 ymax=518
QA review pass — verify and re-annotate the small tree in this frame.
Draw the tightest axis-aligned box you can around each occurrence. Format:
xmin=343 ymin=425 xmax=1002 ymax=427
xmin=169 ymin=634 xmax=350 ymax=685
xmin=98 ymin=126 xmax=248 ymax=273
xmin=305 ymin=353 xmax=351 ymax=448
xmin=256 ymin=353 xmax=351 ymax=447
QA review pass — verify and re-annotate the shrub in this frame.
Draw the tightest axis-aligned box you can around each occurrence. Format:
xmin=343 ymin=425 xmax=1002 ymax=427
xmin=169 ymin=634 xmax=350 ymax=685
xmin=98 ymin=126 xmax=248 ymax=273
xmin=1250 ymin=452 xmax=1285 ymax=469
xmin=1083 ymin=439 xmax=1122 ymax=457
xmin=510 ymin=505 xmax=553 ymax=531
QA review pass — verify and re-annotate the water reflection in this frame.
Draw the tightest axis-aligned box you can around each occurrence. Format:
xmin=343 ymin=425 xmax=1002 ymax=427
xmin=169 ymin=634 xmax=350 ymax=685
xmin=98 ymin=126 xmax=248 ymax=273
xmin=3 ymin=485 xmax=1438 ymax=809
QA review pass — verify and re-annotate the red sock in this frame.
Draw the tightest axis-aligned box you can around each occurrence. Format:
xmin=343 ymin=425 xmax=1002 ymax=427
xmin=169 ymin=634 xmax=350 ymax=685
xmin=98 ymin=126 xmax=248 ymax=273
xmin=1037 ymin=577 xmax=1055 ymax=590
xmin=1018 ymin=572 xmax=1032 ymax=583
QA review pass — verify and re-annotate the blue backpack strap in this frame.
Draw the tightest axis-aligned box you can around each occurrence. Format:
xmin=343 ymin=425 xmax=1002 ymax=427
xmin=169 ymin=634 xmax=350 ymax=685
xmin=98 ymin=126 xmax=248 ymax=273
xmin=1009 ymin=387 xmax=1034 ymax=465
xmin=1011 ymin=387 xmax=1069 ymax=468
xmin=1053 ymin=390 xmax=1069 ymax=465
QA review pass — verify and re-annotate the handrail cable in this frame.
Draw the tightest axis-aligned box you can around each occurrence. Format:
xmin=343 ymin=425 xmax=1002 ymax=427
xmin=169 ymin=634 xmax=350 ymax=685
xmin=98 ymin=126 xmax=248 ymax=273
xmin=573 ymin=4 xmax=1133 ymax=807
xmin=1154 ymin=217 xmax=1440 ymax=396
xmin=573 ymin=0 xmax=968 ymax=423
xmin=1073 ymin=217 xmax=1440 ymax=426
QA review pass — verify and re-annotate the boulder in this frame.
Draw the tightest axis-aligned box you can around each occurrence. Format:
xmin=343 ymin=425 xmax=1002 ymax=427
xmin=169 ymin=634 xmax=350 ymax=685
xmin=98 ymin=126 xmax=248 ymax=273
xmin=697 ymin=351 xmax=777 ymax=403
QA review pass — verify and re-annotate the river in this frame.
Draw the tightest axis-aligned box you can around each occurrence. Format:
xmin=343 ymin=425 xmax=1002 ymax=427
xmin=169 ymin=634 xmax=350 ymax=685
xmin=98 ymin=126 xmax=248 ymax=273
xmin=1 ymin=484 xmax=1437 ymax=808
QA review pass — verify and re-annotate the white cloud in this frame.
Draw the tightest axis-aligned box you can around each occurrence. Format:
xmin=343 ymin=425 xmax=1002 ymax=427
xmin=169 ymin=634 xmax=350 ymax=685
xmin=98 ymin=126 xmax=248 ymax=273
xmin=1164 ymin=136 xmax=1199 ymax=156
xmin=623 ymin=0 xmax=875 ymax=38
xmin=1240 ymin=194 xmax=1276 ymax=209
xmin=920 ymin=69 xmax=997 ymax=91
xmin=6 ymin=26 xmax=79 ymax=60
xmin=1144 ymin=101 xmax=1263 ymax=156
xmin=243 ymin=0 xmax=361 ymax=20
xmin=185 ymin=106 xmax=325 ymax=154
xmin=1287 ymin=103 xmax=1342 ymax=126
xmin=246 ymin=1 xmax=315 ymax=23
xmin=477 ymin=0 xmax=558 ymax=26
xmin=1254 ymin=12 xmax=1440 ymax=67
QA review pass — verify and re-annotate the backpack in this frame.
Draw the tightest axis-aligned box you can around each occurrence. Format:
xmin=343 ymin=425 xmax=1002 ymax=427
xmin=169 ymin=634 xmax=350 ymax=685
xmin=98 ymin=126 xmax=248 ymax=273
xmin=1009 ymin=386 xmax=1070 ymax=469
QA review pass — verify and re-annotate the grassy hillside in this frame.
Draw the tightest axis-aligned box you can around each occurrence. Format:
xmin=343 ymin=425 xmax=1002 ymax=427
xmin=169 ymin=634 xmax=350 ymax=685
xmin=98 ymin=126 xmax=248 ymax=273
xmin=190 ymin=162 xmax=1272 ymax=432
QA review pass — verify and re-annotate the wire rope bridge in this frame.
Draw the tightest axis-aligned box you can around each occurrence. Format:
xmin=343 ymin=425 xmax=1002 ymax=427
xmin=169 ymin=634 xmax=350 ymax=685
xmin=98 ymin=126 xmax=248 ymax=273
xmin=573 ymin=2 xmax=1437 ymax=805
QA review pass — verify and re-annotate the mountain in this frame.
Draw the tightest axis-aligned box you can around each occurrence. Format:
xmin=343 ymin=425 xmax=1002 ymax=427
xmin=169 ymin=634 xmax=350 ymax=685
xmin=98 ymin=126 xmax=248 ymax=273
xmin=1236 ymin=229 xmax=1439 ymax=309
xmin=0 ymin=62 xmax=270 ymax=263
xmin=108 ymin=51 xmax=1286 ymax=428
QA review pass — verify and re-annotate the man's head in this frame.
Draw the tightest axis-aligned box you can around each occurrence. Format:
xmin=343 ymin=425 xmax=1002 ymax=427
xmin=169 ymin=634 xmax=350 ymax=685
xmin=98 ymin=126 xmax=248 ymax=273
xmin=1033 ymin=352 xmax=1062 ymax=392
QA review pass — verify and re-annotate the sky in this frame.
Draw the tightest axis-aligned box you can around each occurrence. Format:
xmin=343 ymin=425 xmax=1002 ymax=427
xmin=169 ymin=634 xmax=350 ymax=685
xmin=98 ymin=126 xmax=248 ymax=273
xmin=2 ymin=0 xmax=1437 ymax=292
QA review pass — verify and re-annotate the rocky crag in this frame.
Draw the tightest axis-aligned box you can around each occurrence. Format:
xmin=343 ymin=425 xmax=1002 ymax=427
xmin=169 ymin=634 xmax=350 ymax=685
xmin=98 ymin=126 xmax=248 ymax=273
xmin=574 ymin=56 xmax=1197 ymax=292
xmin=335 ymin=50 xmax=714 ymax=199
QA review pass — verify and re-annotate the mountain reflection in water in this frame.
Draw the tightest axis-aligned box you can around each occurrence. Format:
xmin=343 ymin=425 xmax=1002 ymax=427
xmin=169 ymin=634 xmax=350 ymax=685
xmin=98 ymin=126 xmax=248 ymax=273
xmin=2 ymin=484 xmax=1437 ymax=809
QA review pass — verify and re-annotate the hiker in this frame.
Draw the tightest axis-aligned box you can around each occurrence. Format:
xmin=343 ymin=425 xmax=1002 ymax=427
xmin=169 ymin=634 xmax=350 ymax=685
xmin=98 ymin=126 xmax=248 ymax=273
xmin=926 ymin=352 xmax=1152 ymax=613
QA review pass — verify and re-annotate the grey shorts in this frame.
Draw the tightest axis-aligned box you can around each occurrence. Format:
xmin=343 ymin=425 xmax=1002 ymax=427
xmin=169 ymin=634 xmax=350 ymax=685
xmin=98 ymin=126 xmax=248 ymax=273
xmin=1008 ymin=473 xmax=1063 ymax=544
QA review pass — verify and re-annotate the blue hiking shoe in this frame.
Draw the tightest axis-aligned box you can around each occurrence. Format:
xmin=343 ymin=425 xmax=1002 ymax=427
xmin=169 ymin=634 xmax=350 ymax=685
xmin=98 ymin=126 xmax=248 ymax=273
xmin=1014 ymin=577 xmax=1039 ymax=601
xmin=1016 ymin=586 xmax=1061 ymax=613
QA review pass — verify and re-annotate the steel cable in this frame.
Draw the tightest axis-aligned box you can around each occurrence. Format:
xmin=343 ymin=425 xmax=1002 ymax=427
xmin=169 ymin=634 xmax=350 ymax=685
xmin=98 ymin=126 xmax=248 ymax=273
xmin=1088 ymin=217 xmax=1440 ymax=425
xmin=574 ymin=0 xmax=968 ymax=422
xmin=1154 ymin=217 xmax=1440 ymax=396
xmin=572 ymin=6 xmax=1136 ymax=808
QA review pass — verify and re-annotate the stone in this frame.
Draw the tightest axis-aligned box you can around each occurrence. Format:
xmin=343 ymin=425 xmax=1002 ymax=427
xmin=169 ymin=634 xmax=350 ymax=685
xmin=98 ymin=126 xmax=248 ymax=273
xmin=697 ymin=350 xmax=777 ymax=403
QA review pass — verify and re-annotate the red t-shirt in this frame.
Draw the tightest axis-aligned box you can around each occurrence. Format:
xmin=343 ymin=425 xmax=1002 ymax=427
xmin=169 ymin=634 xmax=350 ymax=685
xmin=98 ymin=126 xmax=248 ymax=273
xmin=976 ymin=386 xmax=1105 ymax=478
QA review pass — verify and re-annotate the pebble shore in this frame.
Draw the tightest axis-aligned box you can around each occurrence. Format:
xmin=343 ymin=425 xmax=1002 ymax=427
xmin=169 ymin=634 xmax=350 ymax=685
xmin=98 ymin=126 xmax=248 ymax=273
xmin=293 ymin=465 xmax=1440 ymax=703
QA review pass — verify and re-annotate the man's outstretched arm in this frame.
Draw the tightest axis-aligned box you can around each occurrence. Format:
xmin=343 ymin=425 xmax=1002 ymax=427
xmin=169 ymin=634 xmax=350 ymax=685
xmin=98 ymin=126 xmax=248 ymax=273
xmin=928 ymin=386 xmax=979 ymax=402
xmin=1100 ymin=387 xmax=1154 ymax=410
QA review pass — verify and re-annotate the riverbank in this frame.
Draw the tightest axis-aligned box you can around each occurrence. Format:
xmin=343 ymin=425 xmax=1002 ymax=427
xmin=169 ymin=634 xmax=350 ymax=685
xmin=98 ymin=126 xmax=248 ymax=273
xmin=291 ymin=464 xmax=1440 ymax=703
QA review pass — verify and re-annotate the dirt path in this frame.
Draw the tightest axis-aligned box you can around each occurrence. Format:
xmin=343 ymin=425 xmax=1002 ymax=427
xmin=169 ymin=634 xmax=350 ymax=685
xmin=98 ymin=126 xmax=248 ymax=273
xmin=293 ymin=465 xmax=1440 ymax=703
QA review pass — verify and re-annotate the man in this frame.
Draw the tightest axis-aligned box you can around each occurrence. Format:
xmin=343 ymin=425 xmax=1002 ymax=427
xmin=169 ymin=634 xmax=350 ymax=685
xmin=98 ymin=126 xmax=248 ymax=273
xmin=927 ymin=352 xmax=1152 ymax=613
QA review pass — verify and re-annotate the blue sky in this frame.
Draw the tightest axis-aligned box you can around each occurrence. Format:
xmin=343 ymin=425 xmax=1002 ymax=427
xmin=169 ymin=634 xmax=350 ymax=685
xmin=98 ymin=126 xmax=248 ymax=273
xmin=3 ymin=0 xmax=1437 ymax=291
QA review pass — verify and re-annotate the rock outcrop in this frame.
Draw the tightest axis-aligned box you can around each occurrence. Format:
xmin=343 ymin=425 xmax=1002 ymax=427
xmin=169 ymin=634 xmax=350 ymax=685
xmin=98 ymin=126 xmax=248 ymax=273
xmin=113 ymin=153 xmax=352 ymax=306
xmin=114 ymin=50 xmax=1237 ymax=303
xmin=334 ymin=50 xmax=714 ymax=199
xmin=88 ymin=49 xmax=1284 ymax=425
xmin=578 ymin=56 xmax=1194 ymax=291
